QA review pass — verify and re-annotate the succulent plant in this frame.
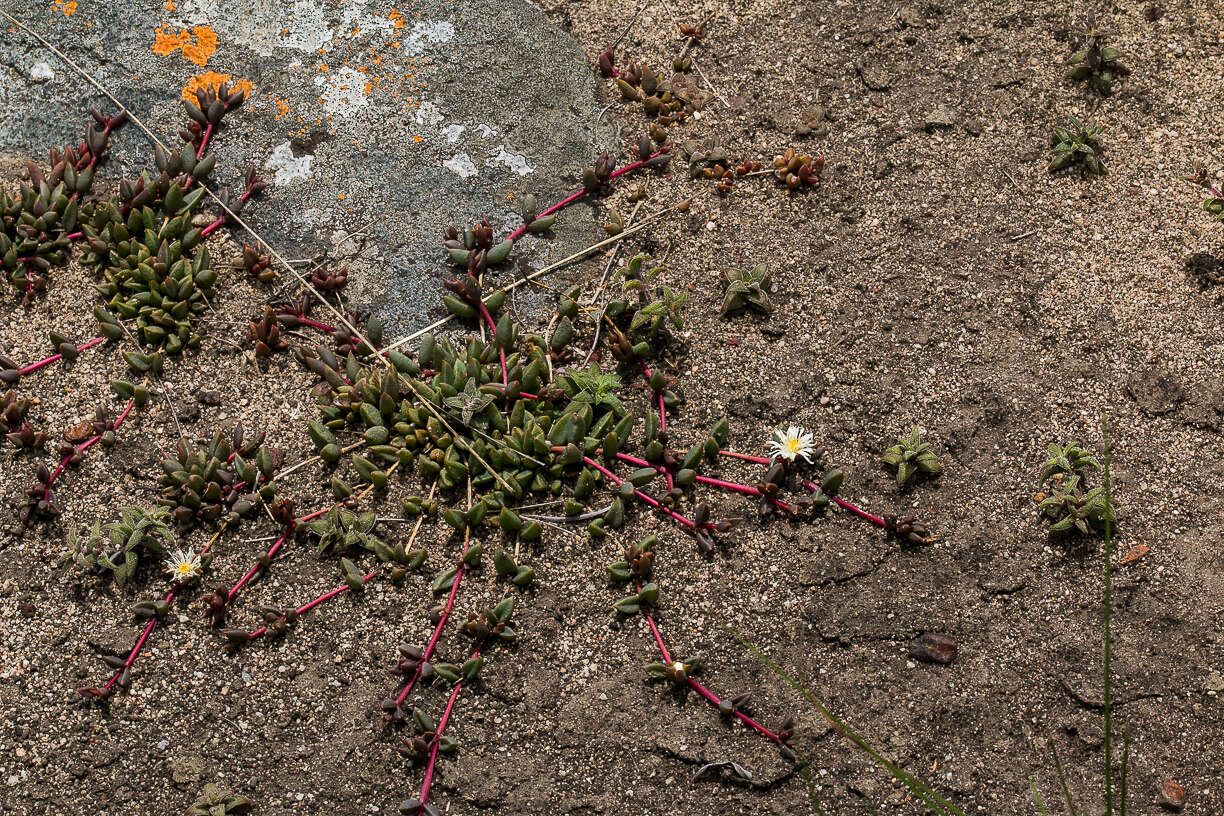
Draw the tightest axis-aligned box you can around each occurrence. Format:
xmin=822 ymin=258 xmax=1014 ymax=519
xmin=1049 ymin=116 xmax=1107 ymax=175
xmin=1038 ymin=473 xmax=1114 ymax=536
xmin=247 ymin=306 xmax=288 ymax=357
xmin=1039 ymin=441 xmax=1101 ymax=483
xmin=185 ymin=783 xmax=253 ymax=816
xmin=156 ymin=426 xmax=278 ymax=530
xmin=615 ymin=60 xmax=705 ymax=128
xmin=881 ymin=427 xmax=942 ymax=487
xmin=241 ymin=242 xmax=274 ymax=283
xmin=1066 ymin=12 xmax=1130 ymax=97
xmin=0 ymin=389 xmax=32 ymax=434
xmin=720 ymin=264 xmax=772 ymax=316
xmin=0 ymin=108 xmax=126 ymax=304
xmin=795 ymin=104 xmax=829 ymax=138
xmin=772 ymin=149 xmax=824 ymax=189
xmin=59 ymin=505 xmax=176 ymax=585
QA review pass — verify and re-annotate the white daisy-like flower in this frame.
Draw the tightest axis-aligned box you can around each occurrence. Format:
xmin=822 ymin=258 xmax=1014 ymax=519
xmin=766 ymin=425 xmax=816 ymax=463
xmin=164 ymin=549 xmax=203 ymax=584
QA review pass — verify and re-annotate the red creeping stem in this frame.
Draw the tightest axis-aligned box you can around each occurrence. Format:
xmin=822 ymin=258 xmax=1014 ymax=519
xmin=200 ymin=188 xmax=254 ymax=237
xmin=97 ymin=530 xmax=224 ymax=695
xmin=44 ymin=398 xmax=136 ymax=494
xmin=222 ymin=501 xmax=338 ymax=605
xmin=505 ymin=148 xmax=668 ymax=242
xmin=418 ymin=646 xmax=482 ymax=807
xmin=65 ymin=231 xmax=83 ymax=241
xmin=483 ymin=383 xmax=539 ymax=400
xmin=18 ymin=336 xmax=106 ymax=376
xmin=638 ymin=598 xmax=783 ymax=744
xmin=581 ymin=455 xmax=696 ymax=530
xmin=100 ymin=586 xmax=174 ymax=694
xmin=245 ymin=568 xmax=376 ymax=641
xmin=614 ymin=451 xmax=796 ymax=514
xmin=393 ymin=533 xmax=476 ymax=706
xmin=476 ymin=301 xmax=507 ymax=386
xmin=714 ymin=451 xmax=887 ymax=526
xmin=640 ymin=362 xmax=667 ymax=433
xmin=196 ymin=124 xmax=214 ymax=161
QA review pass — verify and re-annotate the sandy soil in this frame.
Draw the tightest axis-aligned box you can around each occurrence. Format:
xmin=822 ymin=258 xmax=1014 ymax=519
xmin=1 ymin=1 xmax=1223 ymax=815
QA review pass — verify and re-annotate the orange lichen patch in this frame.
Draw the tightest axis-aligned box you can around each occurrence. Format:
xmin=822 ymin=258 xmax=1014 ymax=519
xmin=152 ymin=25 xmax=190 ymax=56
xmin=180 ymin=26 xmax=218 ymax=66
xmin=272 ymin=97 xmax=291 ymax=119
xmin=154 ymin=25 xmax=218 ymax=66
xmin=181 ymin=71 xmax=253 ymax=103
xmin=389 ymin=9 xmax=405 ymax=29
xmin=164 ymin=0 xmax=175 ymax=8
xmin=52 ymin=0 xmax=76 ymax=16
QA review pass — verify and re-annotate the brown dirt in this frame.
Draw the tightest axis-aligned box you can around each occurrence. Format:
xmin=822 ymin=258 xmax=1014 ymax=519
xmin=3 ymin=1 xmax=1224 ymax=815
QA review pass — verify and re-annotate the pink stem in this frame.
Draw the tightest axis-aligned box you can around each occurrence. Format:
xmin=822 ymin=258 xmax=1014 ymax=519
xmin=200 ymin=189 xmax=252 ymax=237
xmin=393 ymin=538 xmax=474 ymax=706
xmin=638 ymin=591 xmax=782 ymax=744
xmin=582 ymin=455 xmax=695 ymax=530
xmin=246 ymin=569 xmax=376 ymax=641
xmin=506 ymin=148 xmax=668 ymax=242
xmin=65 ymin=231 xmax=83 ymax=241
xmin=718 ymin=450 xmax=770 ymax=465
xmin=18 ymin=336 xmax=106 ymax=376
xmin=100 ymin=585 xmax=176 ymax=693
xmin=641 ymin=362 xmax=666 ymax=433
xmin=483 ymin=383 xmax=538 ymax=400
xmin=225 ymin=526 xmax=292 ymax=601
xmin=196 ymin=124 xmax=213 ymax=160
xmin=476 ymin=301 xmax=507 ymax=386
xmin=615 ymin=451 xmax=795 ymax=514
xmin=44 ymin=398 xmax=136 ymax=493
xmin=418 ymin=646 xmax=482 ymax=806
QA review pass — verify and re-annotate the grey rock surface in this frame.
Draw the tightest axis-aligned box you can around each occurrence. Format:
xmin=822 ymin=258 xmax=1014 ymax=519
xmin=0 ymin=0 xmax=614 ymax=335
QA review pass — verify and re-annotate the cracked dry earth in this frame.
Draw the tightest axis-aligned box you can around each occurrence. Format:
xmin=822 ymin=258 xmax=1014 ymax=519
xmin=3 ymin=0 xmax=1224 ymax=815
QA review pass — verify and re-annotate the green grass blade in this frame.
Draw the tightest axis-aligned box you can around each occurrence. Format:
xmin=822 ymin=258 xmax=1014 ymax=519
xmin=729 ymin=627 xmax=965 ymax=816
xmin=791 ymin=742 xmax=826 ymax=815
xmin=1052 ymin=744 xmax=1080 ymax=816
xmin=1119 ymin=724 xmax=1130 ymax=816
xmin=1101 ymin=413 xmax=1115 ymax=815
xmin=1028 ymin=773 xmax=1050 ymax=816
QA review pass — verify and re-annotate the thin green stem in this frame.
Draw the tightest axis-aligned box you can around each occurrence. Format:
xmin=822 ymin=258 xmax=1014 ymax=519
xmin=729 ymin=627 xmax=965 ymax=816
xmin=1101 ymin=412 xmax=1114 ymax=816
xmin=1052 ymin=744 xmax=1080 ymax=816
xmin=1028 ymin=773 xmax=1050 ymax=816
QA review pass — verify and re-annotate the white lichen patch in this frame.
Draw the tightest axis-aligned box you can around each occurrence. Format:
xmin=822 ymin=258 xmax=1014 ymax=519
xmin=490 ymin=146 xmax=534 ymax=176
xmin=29 ymin=62 xmax=54 ymax=81
xmin=443 ymin=153 xmax=478 ymax=179
xmin=442 ymin=124 xmax=466 ymax=143
xmin=315 ymin=66 xmax=370 ymax=117
xmin=404 ymin=20 xmax=456 ymax=56
xmin=265 ymin=142 xmax=313 ymax=186
xmin=476 ymin=124 xmax=498 ymax=138
xmin=415 ymin=100 xmax=444 ymax=131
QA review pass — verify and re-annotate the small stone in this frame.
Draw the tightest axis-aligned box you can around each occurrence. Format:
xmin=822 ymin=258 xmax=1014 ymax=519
xmin=198 ymin=390 xmax=222 ymax=406
xmin=908 ymin=632 xmax=958 ymax=664
xmin=924 ymin=105 xmax=958 ymax=131
xmin=898 ymin=5 xmax=923 ymax=27
xmin=1159 ymin=779 xmax=1186 ymax=812
xmin=962 ymin=117 xmax=985 ymax=136
xmin=857 ymin=60 xmax=892 ymax=91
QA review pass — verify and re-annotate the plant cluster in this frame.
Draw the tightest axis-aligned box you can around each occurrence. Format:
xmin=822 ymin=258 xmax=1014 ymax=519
xmin=1066 ymin=12 xmax=1130 ymax=97
xmin=59 ymin=505 xmax=177 ymax=585
xmin=772 ymin=149 xmax=824 ymax=189
xmin=880 ymin=427 xmax=942 ymax=487
xmin=1048 ymin=116 xmax=1107 ymax=175
xmin=156 ymin=426 xmax=280 ymax=529
xmin=1036 ymin=442 xmax=1114 ymax=536
xmin=613 ymin=59 xmax=705 ymax=126
xmin=719 ymin=264 xmax=772 ymax=316
xmin=0 ymin=107 xmax=127 ymax=304
xmin=186 ymin=783 xmax=253 ymax=816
